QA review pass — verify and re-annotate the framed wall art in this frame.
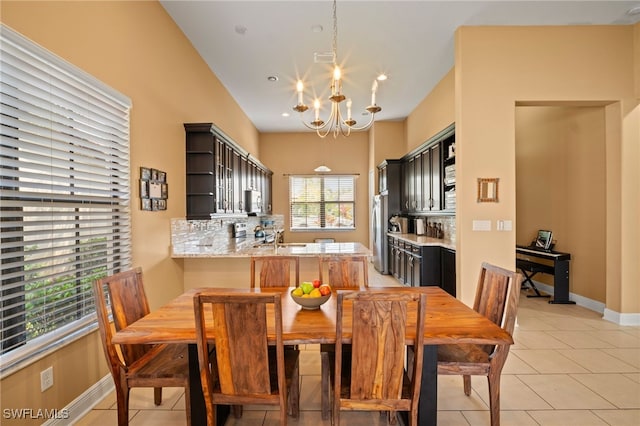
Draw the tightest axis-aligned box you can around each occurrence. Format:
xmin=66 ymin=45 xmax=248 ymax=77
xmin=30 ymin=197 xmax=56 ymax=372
xmin=140 ymin=166 xmax=168 ymax=211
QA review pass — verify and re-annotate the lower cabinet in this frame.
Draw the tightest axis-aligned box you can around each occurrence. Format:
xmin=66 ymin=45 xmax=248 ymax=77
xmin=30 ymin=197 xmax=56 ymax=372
xmin=387 ymin=236 xmax=442 ymax=289
xmin=440 ymin=248 xmax=456 ymax=297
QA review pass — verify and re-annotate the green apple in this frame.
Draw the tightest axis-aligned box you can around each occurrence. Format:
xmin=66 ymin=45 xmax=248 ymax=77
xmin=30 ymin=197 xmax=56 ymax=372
xmin=300 ymin=282 xmax=314 ymax=294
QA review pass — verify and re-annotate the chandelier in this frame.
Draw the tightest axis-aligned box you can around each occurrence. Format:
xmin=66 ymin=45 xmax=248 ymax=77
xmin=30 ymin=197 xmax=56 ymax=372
xmin=293 ymin=0 xmax=384 ymax=138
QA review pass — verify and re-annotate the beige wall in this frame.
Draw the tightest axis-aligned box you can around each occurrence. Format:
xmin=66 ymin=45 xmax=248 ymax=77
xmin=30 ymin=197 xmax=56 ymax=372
xmin=1 ymin=1 xmax=259 ymax=421
xmin=406 ymin=68 xmax=456 ymax=152
xmin=454 ymin=25 xmax=639 ymax=309
xmin=515 ymin=106 xmax=607 ymax=302
xmin=259 ymin=131 xmax=370 ymax=245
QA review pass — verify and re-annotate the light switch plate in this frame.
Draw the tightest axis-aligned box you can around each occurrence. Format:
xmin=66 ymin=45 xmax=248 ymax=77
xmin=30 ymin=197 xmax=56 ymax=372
xmin=472 ymin=220 xmax=492 ymax=231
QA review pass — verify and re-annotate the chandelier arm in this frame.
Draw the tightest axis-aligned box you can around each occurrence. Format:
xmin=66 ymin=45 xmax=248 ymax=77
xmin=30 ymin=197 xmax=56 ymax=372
xmin=342 ymin=112 xmax=377 ymax=131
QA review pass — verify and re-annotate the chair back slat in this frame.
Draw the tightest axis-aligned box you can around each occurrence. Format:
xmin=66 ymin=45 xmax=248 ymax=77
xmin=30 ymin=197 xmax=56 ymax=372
xmin=474 ymin=265 xmax=510 ymax=327
xmin=251 ymin=256 xmax=300 ymax=288
xmin=210 ymin=300 xmax=271 ymax=395
xmin=319 ymin=255 xmax=369 ymax=288
xmin=350 ymin=298 xmax=407 ymax=399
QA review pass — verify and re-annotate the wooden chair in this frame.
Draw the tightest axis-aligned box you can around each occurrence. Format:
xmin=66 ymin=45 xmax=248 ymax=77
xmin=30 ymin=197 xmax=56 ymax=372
xmin=92 ymin=268 xmax=190 ymax=426
xmin=319 ymin=255 xmax=369 ymax=419
xmin=331 ymin=290 xmax=426 ymax=426
xmin=437 ymin=262 xmax=523 ymax=426
xmin=250 ymin=255 xmax=300 ymax=288
xmin=318 ymin=255 xmax=369 ymax=289
xmin=193 ymin=290 xmax=300 ymax=426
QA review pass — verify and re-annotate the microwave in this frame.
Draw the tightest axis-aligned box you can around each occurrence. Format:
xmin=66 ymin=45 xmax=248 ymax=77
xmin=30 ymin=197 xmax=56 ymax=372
xmin=244 ymin=190 xmax=262 ymax=213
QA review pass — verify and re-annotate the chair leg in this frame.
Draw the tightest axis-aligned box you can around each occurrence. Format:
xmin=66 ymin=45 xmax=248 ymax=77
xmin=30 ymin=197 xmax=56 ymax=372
xmin=463 ymin=375 xmax=471 ymax=396
xmin=288 ymin=359 xmax=300 ymax=418
xmin=153 ymin=387 xmax=162 ymax=405
xmin=487 ymin=374 xmax=501 ymax=426
xmin=114 ymin=382 xmax=130 ymax=426
xmin=321 ymin=351 xmax=331 ymax=420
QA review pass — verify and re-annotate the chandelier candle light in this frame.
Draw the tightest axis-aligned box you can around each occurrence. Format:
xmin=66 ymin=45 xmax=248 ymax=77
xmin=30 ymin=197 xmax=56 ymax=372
xmin=293 ymin=0 xmax=385 ymax=138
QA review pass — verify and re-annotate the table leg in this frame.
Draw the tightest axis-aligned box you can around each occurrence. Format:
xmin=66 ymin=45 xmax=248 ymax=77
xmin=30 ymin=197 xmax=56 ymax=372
xmin=549 ymin=259 xmax=575 ymax=304
xmin=187 ymin=344 xmax=230 ymax=424
xmin=418 ymin=345 xmax=438 ymax=425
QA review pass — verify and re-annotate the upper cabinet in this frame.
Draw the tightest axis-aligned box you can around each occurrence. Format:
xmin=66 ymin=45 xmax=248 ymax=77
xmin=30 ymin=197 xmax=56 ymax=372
xmin=185 ymin=123 xmax=272 ymax=219
xmin=400 ymin=123 xmax=455 ymax=214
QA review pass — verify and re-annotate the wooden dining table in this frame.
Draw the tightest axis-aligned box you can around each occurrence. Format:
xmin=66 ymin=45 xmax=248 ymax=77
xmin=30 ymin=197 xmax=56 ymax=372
xmin=112 ymin=286 xmax=513 ymax=426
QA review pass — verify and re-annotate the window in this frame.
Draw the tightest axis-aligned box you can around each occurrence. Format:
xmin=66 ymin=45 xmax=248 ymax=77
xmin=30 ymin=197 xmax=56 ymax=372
xmin=0 ymin=25 xmax=132 ymax=375
xmin=289 ymin=175 xmax=356 ymax=230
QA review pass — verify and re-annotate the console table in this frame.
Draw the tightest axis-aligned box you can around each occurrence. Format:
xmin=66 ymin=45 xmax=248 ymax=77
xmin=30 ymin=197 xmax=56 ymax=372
xmin=516 ymin=245 xmax=575 ymax=304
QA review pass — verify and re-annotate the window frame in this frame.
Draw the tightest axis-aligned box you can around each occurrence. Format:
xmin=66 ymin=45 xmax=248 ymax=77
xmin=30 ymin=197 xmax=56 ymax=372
xmin=0 ymin=24 xmax=132 ymax=376
xmin=288 ymin=174 xmax=356 ymax=231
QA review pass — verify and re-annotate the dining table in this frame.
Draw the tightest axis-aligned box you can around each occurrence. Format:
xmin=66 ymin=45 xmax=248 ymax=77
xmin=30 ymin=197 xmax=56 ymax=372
xmin=111 ymin=286 xmax=513 ymax=426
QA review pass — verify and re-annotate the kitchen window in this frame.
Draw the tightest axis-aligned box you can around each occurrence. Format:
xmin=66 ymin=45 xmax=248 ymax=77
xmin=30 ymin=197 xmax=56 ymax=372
xmin=0 ymin=25 xmax=132 ymax=375
xmin=289 ymin=175 xmax=355 ymax=230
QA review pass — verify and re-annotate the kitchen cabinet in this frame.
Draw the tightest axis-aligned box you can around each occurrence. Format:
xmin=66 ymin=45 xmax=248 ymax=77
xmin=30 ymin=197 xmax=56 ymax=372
xmin=387 ymin=235 xmax=441 ymax=288
xmin=185 ymin=123 xmax=272 ymax=219
xmin=442 ymin=134 xmax=456 ymax=211
xmin=378 ymin=159 xmax=403 ymax=217
xmin=399 ymin=123 xmax=454 ymax=214
xmin=441 ymin=248 xmax=456 ymax=297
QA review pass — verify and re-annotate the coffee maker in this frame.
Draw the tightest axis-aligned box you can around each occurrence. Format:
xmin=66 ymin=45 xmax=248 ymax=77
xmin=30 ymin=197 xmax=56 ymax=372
xmin=389 ymin=215 xmax=401 ymax=233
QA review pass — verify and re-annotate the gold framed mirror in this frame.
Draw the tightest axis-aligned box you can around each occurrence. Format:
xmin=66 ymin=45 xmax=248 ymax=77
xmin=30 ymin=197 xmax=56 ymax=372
xmin=477 ymin=178 xmax=499 ymax=202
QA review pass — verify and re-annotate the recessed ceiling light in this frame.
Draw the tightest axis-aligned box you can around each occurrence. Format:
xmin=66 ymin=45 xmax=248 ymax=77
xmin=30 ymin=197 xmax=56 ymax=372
xmin=377 ymin=74 xmax=388 ymax=81
xmin=234 ymin=25 xmax=247 ymax=36
xmin=281 ymin=112 xmax=290 ymax=117
xmin=311 ymin=24 xmax=323 ymax=33
xmin=267 ymin=75 xmax=279 ymax=82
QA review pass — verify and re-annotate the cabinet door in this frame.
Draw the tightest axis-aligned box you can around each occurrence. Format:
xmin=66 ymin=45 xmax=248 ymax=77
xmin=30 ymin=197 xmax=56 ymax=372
xmin=419 ymin=246 xmax=442 ymax=287
xmin=410 ymin=245 xmax=422 ymax=286
xmin=402 ymin=159 xmax=414 ymax=212
xmin=441 ymin=248 xmax=456 ymax=297
xmin=413 ymin=154 xmax=423 ymax=212
xmin=430 ymin=143 xmax=441 ymax=211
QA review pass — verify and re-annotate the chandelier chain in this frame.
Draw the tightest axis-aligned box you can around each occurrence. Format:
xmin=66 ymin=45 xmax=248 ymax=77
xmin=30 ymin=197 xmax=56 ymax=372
xmin=332 ymin=0 xmax=338 ymax=65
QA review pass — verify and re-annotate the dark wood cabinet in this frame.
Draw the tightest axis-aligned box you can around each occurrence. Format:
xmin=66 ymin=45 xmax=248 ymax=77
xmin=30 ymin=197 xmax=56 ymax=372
xmin=185 ymin=123 xmax=272 ymax=219
xmin=441 ymin=248 xmax=456 ymax=296
xmin=387 ymin=236 xmax=441 ymax=289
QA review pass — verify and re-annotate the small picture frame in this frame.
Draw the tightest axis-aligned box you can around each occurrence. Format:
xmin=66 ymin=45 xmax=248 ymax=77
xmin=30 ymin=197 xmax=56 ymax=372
xmin=151 ymin=199 xmax=159 ymax=211
xmin=141 ymin=198 xmax=152 ymax=211
xmin=157 ymin=171 xmax=166 ymax=183
xmin=161 ymin=183 xmax=168 ymax=199
xmin=140 ymin=167 xmax=151 ymax=180
xmin=140 ymin=180 xmax=149 ymax=198
xmin=477 ymin=178 xmax=499 ymax=203
xmin=157 ymin=199 xmax=167 ymax=211
xmin=149 ymin=182 xmax=162 ymax=198
xmin=150 ymin=169 xmax=159 ymax=181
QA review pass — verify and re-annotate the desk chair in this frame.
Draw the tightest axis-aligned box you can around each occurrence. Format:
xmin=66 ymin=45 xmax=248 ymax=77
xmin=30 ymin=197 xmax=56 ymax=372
xmin=250 ymin=255 xmax=300 ymax=288
xmin=93 ymin=268 xmax=191 ymax=426
xmin=319 ymin=255 xmax=369 ymax=419
xmin=193 ymin=291 xmax=300 ymax=426
xmin=437 ymin=262 xmax=523 ymax=426
xmin=332 ymin=290 xmax=427 ymax=426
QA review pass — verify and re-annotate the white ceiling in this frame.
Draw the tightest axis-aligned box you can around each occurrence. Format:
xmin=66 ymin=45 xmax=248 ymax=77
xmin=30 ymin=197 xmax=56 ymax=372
xmin=160 ymin=1 xmax=640 ymax=133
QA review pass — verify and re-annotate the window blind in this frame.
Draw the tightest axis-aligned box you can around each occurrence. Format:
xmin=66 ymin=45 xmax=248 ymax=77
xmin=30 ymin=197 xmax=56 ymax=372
xmin=0 ymin=25 xmax=132 ymax=374
xmin=289 ymin=175 xmax=355 ymax=230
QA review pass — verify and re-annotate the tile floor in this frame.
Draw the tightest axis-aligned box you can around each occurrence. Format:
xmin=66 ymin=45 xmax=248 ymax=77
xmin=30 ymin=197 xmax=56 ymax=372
xmin=76 ymin=276 xmax=640 ymax=425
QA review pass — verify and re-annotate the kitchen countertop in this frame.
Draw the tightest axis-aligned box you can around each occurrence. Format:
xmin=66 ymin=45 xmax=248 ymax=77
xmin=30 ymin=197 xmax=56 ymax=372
xmin=172 ymin=240 xmax=371 ymax=258
xmin=387 ymin=232 xmax=456 ymax=251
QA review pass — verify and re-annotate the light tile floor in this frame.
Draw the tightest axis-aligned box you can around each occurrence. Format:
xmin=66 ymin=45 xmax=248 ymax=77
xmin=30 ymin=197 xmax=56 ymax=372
xmin=76 ymin=275 xmax=640 ymax=425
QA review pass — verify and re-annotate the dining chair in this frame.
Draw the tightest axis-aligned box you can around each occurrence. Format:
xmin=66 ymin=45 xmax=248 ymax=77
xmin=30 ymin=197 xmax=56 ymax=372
xmin=92 ymin=268 xmax=191 ymax=426
xmin=437 ymin=262 xmax=523 ymax=426
xmin=193 ymin=290 xmax=300 ymax=426
xmin=318 ymin=255 xmax=369 ymax=289
xmin=319 ymin=254 xmax=369 ymax=419
xmin=331 ymin=290 xmax=426 ymax=426
xmin=250 ymin=255 xmax=300 ymax=288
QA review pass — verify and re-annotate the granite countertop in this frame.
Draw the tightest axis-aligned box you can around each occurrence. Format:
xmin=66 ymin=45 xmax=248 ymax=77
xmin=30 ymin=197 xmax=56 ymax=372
xmin=387 ymin=232 xmax=456 ymax=251
xmin=172 ymin=240 xmax=371 ymax=258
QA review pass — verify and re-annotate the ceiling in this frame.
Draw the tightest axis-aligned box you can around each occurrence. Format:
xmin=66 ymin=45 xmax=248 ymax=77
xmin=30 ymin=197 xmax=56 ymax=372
xmin=160 ymin=1 xmax=640 ymax=133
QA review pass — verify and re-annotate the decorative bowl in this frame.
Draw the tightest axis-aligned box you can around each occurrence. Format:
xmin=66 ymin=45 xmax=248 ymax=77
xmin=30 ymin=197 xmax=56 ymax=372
xmin=290 ymin=290 xmax=331 ymax=310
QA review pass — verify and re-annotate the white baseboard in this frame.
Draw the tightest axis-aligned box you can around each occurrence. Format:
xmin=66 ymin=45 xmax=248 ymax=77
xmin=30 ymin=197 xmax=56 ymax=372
xmin=43 ymin=374 xmax=114 ymax=426
xmin=531 ymin=280 xmax=640 ymax=325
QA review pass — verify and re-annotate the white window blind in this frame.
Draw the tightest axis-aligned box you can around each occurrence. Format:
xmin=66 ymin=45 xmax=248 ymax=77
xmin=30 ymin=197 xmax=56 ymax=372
xmin=0 ymin=25 xmax=132 ymax=374
xmin=289 ymin=175 xmax=355 ymax=230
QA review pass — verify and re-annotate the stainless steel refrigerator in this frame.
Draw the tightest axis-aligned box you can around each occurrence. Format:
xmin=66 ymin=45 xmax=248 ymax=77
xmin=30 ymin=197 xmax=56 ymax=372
xmin=372 ymin=194 xmax=388 ymax=274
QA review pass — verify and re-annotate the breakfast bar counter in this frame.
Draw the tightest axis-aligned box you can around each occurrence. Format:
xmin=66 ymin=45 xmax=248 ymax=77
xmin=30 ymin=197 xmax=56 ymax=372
xmin=172 ymin=241 xmax=371 ymax=258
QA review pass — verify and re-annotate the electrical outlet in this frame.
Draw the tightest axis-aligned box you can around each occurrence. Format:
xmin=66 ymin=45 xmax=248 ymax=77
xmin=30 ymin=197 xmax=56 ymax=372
xmin=40 ymin=366 xmax=53 ymax=392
